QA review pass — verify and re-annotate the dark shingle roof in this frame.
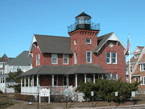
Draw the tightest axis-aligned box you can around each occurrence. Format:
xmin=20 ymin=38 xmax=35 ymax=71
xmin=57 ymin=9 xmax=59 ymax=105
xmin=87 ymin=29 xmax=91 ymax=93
xmin=35 ymin=35 xmax=74 ymax=54
xmin=7 ymin=51 xmax=32 ymax=66
xmin=75 ymin=12 xmax=91 ymax=18
xmin=0 ymin=54 xmax=9 ymax=62
xmin=93 ymin=32 xmax=113 ymax=53
xmin=18 ymin=64 xmax=107 ymax=77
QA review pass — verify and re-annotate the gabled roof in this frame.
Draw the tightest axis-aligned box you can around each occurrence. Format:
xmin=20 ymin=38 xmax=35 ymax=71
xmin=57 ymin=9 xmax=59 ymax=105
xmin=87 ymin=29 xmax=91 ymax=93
xmin=0 ymin=54 xmax=9 ymax=62
xmin=93 ymin=32 xmax=126 ymax=53
xmin=7 ymin=51 xmax=32 ymax=66
xmin=18 ymin=64 xmax=107 ymax=77
xmin=75 ymin=12 xmax=91 ymax=18
xmin=30 ymin=35 xmax=74 ymax=54
xmin=127 ymin=57 xmax=138 ymax=64
xmin=132 ymin=46 xmax=144 ymax=54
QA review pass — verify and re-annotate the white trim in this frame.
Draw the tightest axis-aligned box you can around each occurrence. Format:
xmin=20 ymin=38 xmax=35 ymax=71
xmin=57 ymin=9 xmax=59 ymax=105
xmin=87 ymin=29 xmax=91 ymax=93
xmin=51 ymin=54 xmax=58 ymax=64
xmin=112 ymin=52 xmax=117 ymax=64
xmin=86 ymin=39 xmax=91 ymax=44
xmin=74 ymin=40 xmax=77 ymax=45
xmin=132 ymin=46 xmax=142 ymax=54
xmin=86 ymin=51 xmax=92 ymax=63
xmin=106 ymin=52 xmax=111 ymax=64
xmin=95 ymin=33 xmax=126 ymax=53
xmin=134 ymin=54 xmax=138 ymax=59
xmin=130 ymin=65 xmax=133 ymax=73
xmin=132 ymin=75 xmax=140 ymax=77
xmin=63 ymin=54 xmax=69 ymax=64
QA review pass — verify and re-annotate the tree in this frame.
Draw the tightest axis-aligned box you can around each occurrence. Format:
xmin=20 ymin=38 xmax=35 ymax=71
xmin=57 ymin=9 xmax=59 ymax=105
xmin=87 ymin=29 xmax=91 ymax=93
xmin=8 ymin=69 xmax=23 ymax=93
xmin=76 ymin=78 xmax=140 ymax=102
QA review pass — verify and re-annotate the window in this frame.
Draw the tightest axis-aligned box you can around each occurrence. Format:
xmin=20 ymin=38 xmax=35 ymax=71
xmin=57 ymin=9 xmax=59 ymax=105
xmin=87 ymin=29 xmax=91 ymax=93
xmin=86 ymin=39 xmax=91 ymax=44
xmin=135 ymin=77 xmax=139 ymax=82
xmin=141 ymin=76 xmax=145 ymax=85
xmin=126 ymin=68 xmax=128 ymax=75
xmin=134 ymin=54 xmax=137 ymax=59
xmin=52 ymin=54 xmax=58 ymax=64
xmin=74 ymin=40 xmax=77 ymax=45
xmin=0 ymin=63 xmax=3 ymax=68
xmin=36 ymin=53 xmax=40 ymax=66
xmin=87 ymin=78 xmax=91 ymax=82
xmin=13 ymin=66 xmax=20 ymax=72
xmin=106 ymin=52 xmax=111 ymax=64
xmin=112 ymin=52 xmax=117 ymax=64
xmin=63 ymin=54 xmax=69 ymax=64
xmin=0 ymin=71 xmax=2 ymax=75
xmin=107 ymin=74 xmax=112 ymax=80
xmin=86 ymin=51 xmax=92 ymax=63
xmin=126 ymin=75 xmax=128 ymax=80
xmin=113 ymin=73 xmax=117 ymax=81
xmin=74 ymin=52 xmax=77 ymax=64
xmin=130 ymin=66 xmax=133 ymax=73
xmin=140 ymin=64 xmax=145 ymax=71
xmin=54 ymin=75 xmax=58 ymax=86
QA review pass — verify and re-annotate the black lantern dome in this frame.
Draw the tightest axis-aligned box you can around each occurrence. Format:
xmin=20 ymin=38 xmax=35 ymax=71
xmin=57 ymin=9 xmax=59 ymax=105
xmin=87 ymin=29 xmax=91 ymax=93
xmin=75 ymin=10 xmax=91 ymax=30
xmin=68 ymin=10 xmax=100 ymax=33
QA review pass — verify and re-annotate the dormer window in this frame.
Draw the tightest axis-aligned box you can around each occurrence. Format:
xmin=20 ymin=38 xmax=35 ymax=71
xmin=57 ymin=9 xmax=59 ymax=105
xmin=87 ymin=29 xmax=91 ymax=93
xmin=86 ymin=39 xmax=91 ymax=44
xmin=134 ymin=54 xmax=137 ymax=59
xmin=36 ymin=53 xmax=40 ymax=66
xmin=52 ymin=54 xmax=58 ymax=64
xmin=74 ymin=40 xmax=77 ymax=45
xmin=0 ymin=63 xmax=3 ymax=68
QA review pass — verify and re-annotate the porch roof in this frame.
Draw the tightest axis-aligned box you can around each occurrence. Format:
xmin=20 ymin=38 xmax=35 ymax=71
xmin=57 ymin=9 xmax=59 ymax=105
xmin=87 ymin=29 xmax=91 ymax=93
xmin=18 ymin=64 xmax=107 ymax=77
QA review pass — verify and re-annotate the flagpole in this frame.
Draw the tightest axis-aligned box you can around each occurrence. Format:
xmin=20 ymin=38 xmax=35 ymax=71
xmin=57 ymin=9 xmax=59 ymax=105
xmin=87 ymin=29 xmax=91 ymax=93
xmin=128 ymin=34 xmax=131 ymax=83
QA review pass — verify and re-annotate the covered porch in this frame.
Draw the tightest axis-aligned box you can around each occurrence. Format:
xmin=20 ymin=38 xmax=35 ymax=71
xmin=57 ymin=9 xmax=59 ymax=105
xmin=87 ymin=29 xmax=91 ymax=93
xmin=19 ymin=64 xmax=107 ymax=95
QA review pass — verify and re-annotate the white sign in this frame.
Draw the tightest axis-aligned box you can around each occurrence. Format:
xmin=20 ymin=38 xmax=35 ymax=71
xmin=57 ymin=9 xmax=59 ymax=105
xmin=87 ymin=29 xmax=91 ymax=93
xmin=131 ymin=91 xmax=135 ymax=97
xmin=65 ymin=89 xmax=68 ymax=96
xmin=115 ymin=92 xmax=118 ymax=96
xmin=40 ymin=88 xmax=50 ymax=97
xmin=37 ymin=85 xmax=40 ymax=90
xmin=91 ymin=91 xmax=94 ymax=96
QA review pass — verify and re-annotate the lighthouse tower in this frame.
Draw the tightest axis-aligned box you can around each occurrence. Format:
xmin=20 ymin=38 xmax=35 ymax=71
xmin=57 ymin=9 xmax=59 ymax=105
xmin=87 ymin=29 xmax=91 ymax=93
xmin=68 ymin=10 xmax=100 ymax=65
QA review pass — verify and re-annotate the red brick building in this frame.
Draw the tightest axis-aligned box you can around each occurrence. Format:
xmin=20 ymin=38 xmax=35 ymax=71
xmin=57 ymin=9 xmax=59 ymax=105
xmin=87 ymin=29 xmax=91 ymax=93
xmin=19 ymin=11 xmax=126 ymax=98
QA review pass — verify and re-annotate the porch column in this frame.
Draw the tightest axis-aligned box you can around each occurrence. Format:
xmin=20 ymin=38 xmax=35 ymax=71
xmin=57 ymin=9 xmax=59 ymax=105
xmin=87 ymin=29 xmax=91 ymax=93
xmin=21 ymin=77 xmax=22 ymax=87
xmin=93 ymin=74 xmax=95 ymax=83
xmin=28 ymin=76 xmax=30 ymax=87
xmin=32 ymin=75 xmax=34 ymax=87
xmin=24 ymin=77 xmax=26 ymax=87
xmin=98 ymin=74 xmax=99 ymax=80
xmin=75 ymin=74 xmax=77 ymax=87
xmin=52 ymin=75 xmax=54 ymax=87
xmin=2 ymin=78 xmax=3 ymax=83
xmin=84 ymin=74 xmax=86 ymax=83
xmin=67 ymin=75 xmax=69 ymax=87
xmin=37 ymin=75 xmax=39 ymax=86
xmin=102 ymin=74 xmax=104 ymax=79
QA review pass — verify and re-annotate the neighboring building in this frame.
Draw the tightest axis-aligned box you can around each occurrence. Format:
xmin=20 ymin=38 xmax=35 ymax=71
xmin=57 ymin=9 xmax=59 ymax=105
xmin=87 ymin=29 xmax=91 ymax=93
xmin=19 ymin=11 xmax=126 ymax=101
xmin=0 ymin=51 xmax=32 ymax=93
xmin=0 ymin=54 xmax=13 ymax=75
xmin=126 ymin=46 xmax=145 ymax=93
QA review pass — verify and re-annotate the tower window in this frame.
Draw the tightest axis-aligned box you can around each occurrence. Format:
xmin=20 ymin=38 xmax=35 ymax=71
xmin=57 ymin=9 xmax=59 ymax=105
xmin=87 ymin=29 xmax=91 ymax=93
xmin=52 ymin=54 xmax=58 ymax=64
xmin=74 ymin=52 xmax=77 ymax=64
xmin=74 ymin=40 xmax=77 ymax=45
xmin=112 ymin=52 xmax=117 ymax=64
xmin=86 ymin=39 xmax=91 ymax=44
xmin=106 ymin=52 xmax=111 ymax=64
xmin=86 ymin=51 xmax=92 ymax=63
xmin=63 ymin=54 xmax=69 ymax=64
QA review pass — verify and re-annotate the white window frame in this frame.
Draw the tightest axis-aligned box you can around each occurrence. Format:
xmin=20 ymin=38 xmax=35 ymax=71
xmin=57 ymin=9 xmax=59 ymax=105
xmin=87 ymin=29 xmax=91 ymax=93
xmin=0 ymin=62 xmax=3 ymax=68
xmin=52 ymin=54 xmax=58 ymax=64
xmin=74 ymin=52 xmax=77 ymax=64
xmin=140 ymin=64 xmax=145 ymax=71
xmin=130 ymin=65 xmax=133 ymax=73
xmin=106 ymin=52 xmax=111 ymax=64
xmin=63 ymin=54 xmax=69 ymax=64
xmin=112 ymin=52 xmax=117 ymax=64
xmin=86 ymin=51 xmax=92 ymax=63
xmin=113 ymin=73 xmax=117 ymax=81
xmin=74 ymin=40 xmax=77 ymax=45
xmin=86 ymin=39 xmax=91 ymax=44
xmin=107 ymin=74 xmax=112 ymax=80
xmin=135 ymin=77 xmax=139 ymax=82
xmin=134 ymin=54 xmax=138 ymax=59
xmin=36 ymin=53 xmax=40 ymax=66
xmin=141 ymin=76 xmax=145 ymax=85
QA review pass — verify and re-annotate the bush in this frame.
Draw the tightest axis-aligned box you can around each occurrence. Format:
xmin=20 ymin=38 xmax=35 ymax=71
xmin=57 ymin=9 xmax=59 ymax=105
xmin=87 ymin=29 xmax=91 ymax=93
xmin=14 ymin=93 xmax=35 ymax=102
xmin=76 ymin=78 xmax=140 ymax=102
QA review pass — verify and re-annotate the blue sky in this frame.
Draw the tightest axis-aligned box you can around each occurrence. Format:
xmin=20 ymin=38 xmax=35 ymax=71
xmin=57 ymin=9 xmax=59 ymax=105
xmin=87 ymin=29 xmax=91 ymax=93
xmin=0 ymin=0 xmax=145 ymax=62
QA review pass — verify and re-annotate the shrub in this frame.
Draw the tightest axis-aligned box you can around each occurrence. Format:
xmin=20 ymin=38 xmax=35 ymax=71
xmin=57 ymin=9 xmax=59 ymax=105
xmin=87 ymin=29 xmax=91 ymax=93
xmin=76 ymin=78 xmax=140 ymax=102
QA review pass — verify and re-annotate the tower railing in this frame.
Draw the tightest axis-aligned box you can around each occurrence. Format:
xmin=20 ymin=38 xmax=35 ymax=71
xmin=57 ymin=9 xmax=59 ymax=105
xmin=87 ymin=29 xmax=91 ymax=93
xmin=68 ymin=22 xmax=100 ymax=33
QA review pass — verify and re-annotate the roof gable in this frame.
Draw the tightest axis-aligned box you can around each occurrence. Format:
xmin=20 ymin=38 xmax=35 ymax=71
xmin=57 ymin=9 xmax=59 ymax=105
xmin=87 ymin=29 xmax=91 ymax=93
xmin=132 ymin=46 xmax=144 ymax=54
xmin=0 ymin=54 xmax=9 ymax=62
xmin=93 ymin=32 xmax=126 ymax=53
